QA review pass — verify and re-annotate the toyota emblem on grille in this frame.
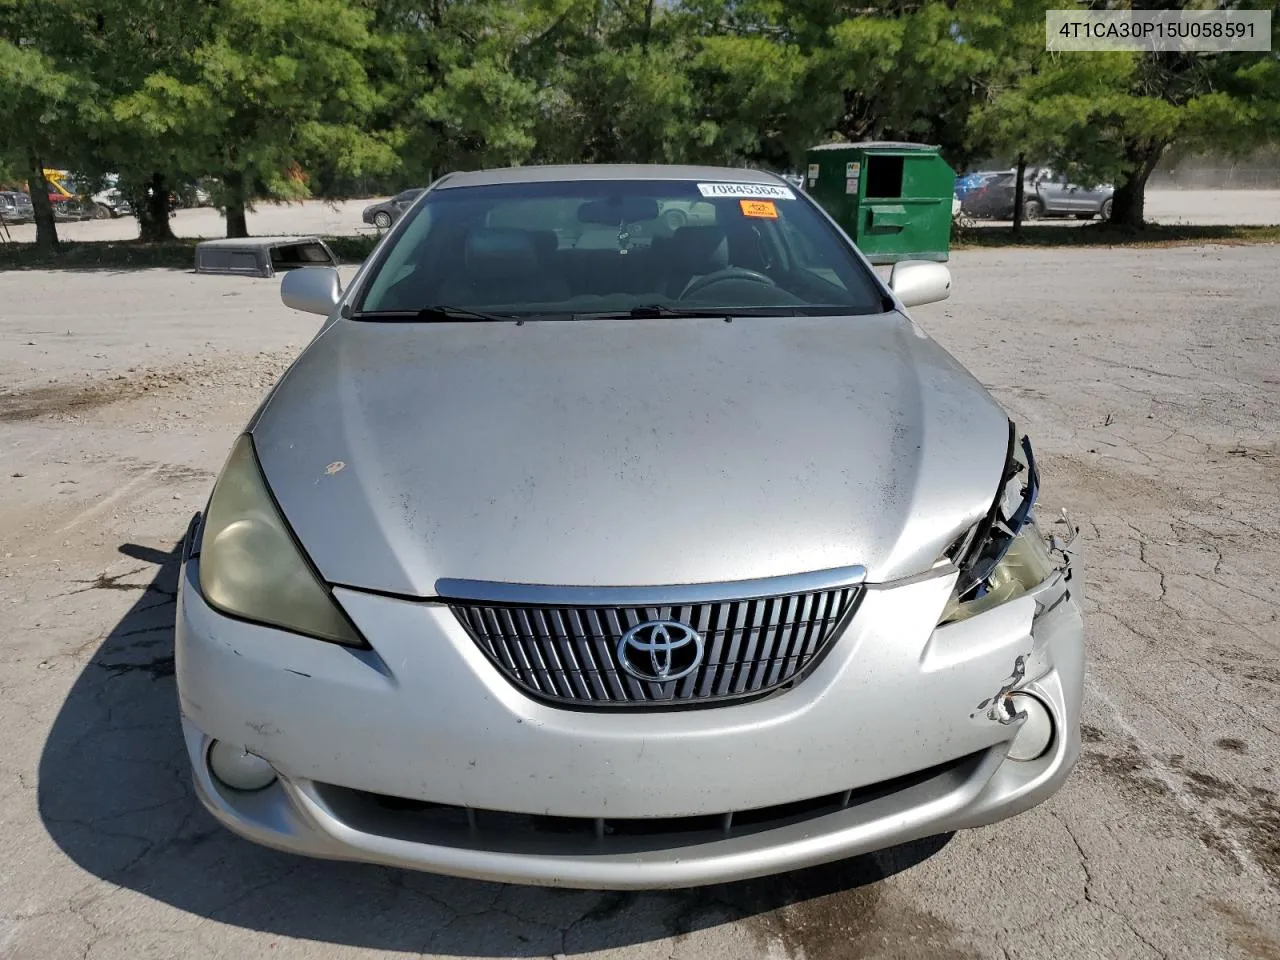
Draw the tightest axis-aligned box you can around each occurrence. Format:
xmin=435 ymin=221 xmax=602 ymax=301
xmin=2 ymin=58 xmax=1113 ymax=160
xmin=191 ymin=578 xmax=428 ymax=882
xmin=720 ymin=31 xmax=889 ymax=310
xmin=617 ymin=620 xmax=704 ymax=683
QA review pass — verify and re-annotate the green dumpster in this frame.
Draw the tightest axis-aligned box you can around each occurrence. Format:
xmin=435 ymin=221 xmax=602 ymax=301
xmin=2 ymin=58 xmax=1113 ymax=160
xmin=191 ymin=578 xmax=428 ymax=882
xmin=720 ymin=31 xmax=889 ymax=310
xmin=804 ymin=141 xmax=956 ymax=264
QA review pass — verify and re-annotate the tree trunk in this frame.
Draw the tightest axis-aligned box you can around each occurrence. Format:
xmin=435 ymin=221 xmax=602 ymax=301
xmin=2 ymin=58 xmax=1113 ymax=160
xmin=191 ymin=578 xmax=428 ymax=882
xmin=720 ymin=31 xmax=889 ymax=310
xmin=1011 ymin=152 xmax=1026 ymax=237
xmin=1110 ymin=139 xmax=1166 ymax=229
xmin=137 ymin=172 xmax=176 ymax=242
xmin=224 ymin=171 xmax=249 ymax=238
xmin=26 ymin=150 xmax=59 ymax=254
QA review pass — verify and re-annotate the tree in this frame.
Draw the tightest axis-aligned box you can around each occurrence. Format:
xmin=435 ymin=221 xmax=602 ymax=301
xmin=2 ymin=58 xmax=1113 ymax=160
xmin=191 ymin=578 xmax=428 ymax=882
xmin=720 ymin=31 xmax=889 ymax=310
xmin=116 ymin=0 xmax=395 ymax=237
xmin=686 ymin=32 xmax=812 ymax=167
xmin=968 ymin=0 xmax=1132 ymax=232
xmin=970 ymin=0 xmax=1280 ymax=228
xmin=818 ymin=1 xmax=1003 ymax=163
xmin=0 ymin=0 xmax=94 ymax=251
xmin=369 ymin=0 xmax=574 ymax=181
xmin=41 ymin=0 xmax=205 ymax=241
xmin=1100 ymin=38 xmax=1280 ymax=226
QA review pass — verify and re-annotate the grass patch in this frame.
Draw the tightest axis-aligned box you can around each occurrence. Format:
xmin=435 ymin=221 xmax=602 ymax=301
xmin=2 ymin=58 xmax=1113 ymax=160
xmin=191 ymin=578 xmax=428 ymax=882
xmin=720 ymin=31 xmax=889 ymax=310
xmin=319 ymin=234 xmax=379 ymax=263
xmin=0 ymin=234 xmax=378 ymax=270
xmin=952 ymin=222 xmax=1280 ymax=249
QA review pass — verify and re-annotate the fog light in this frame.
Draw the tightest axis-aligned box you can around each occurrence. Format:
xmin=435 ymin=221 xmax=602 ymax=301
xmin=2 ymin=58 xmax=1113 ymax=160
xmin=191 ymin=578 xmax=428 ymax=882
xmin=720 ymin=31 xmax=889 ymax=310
xmin=1007 ymin=694 xmax=1054 ymax=761
xmin=208 ymin=740 xmax=277 ymax=791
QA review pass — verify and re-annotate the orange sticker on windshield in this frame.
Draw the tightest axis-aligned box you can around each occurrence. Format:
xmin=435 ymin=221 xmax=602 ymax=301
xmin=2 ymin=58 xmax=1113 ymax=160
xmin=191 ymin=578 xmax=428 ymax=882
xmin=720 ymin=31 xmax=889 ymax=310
xmin=739 ymin=199 xmax=778 ymax=219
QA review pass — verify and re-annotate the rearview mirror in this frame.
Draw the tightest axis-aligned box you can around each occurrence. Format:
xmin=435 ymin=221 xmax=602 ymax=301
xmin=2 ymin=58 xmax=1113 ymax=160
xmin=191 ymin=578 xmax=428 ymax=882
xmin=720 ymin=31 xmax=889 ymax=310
xmin=888 ymin=261 xmax=951 ymax=308
xmin=281 ymin=267 xmax=342 ymax=315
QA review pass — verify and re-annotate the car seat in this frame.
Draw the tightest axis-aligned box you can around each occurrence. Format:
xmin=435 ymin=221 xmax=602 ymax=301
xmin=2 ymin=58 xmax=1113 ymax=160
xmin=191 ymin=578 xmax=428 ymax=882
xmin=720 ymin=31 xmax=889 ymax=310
xmin=436 ymin=228 xmax=571 ymax=306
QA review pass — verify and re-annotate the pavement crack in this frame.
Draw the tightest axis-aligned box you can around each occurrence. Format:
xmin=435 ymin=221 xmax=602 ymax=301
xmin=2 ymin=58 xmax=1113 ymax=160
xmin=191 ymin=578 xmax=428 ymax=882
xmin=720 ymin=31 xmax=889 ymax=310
xmin=1055 ymin=812 xmax=1096 ymax=904
xmin=1056 ymin=812 xmax=1171 ymax=958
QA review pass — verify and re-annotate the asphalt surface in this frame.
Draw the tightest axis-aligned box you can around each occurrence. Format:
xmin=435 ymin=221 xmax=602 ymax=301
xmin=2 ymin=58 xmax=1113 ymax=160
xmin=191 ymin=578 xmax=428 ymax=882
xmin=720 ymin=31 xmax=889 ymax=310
xmin=2 ymin=188 xmax=1280 ymax=244
xmin=0 ymin=244 xmax=1278 ymax=959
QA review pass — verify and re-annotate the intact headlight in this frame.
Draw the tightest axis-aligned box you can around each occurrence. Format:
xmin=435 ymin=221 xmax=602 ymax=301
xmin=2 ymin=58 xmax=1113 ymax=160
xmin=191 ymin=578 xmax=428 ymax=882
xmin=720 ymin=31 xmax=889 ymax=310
xmin=939 ymin=426 xmax=1060 ymax=624
xmin=198 ymin=434 xmax=365 ymax=646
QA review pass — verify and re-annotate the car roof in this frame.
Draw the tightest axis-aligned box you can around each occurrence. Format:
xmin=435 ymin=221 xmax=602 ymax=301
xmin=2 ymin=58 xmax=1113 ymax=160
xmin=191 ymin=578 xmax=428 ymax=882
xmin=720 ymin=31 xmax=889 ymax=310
xmin=434 ymin=164 xmax=786 ymax=190
xmin=196 ymin=235 xmax=323 ymax=249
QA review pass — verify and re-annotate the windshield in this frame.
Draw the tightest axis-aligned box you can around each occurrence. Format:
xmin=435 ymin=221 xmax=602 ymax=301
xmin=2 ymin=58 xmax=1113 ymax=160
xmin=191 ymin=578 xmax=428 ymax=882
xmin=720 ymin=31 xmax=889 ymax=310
xmin=354 ymin=178 xmax=887 ymax=319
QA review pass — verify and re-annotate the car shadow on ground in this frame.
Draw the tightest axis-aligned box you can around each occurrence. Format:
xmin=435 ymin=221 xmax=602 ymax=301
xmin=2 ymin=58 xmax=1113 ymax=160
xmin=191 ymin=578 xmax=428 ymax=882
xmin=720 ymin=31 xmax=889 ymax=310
xmin=37 ymin=539 xmax=952 ymax=956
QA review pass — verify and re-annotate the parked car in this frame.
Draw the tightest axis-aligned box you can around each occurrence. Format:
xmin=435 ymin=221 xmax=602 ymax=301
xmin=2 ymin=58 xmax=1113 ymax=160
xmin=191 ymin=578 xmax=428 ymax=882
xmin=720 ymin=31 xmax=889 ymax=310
xmin=0 ymin=190 xmax=35 ymax=223
xmin=656 ymin=197 xmax=717 ymax=232
xmin=178 ymin=163 xmax=1084 ymax=890
xmin=91 ymin=175 xmax=133 ymax=218
xmin=962 ymin=168 xmax=1113 ymax=221
xmin=175 ymin=180 xmax=215 ymax=208
xmin=361 ymin=188 xmax=425 ymax=229
xmin=954 ymin=170 xmax=1006 ymax=200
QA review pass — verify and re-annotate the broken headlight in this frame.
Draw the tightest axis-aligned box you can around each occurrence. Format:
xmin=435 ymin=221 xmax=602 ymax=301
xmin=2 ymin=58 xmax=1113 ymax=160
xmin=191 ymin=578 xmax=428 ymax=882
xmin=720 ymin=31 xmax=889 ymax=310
xmin=939 ymin=425 xmax=1058 ymax=624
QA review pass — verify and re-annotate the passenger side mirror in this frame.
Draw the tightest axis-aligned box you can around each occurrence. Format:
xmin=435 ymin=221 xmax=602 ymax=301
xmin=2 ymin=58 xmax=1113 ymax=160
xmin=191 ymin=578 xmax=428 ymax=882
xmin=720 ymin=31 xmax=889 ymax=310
xmin=888 ymin=261 xmax=951 ymax=308
xmin=281 ymin=266 xmax=342 ymax=315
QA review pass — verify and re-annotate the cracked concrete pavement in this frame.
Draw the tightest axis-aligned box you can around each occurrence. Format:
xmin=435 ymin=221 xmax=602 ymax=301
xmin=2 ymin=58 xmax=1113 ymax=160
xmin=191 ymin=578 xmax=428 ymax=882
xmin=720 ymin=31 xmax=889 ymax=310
xmin=1 ymin=245 xmax=1278 ymax=959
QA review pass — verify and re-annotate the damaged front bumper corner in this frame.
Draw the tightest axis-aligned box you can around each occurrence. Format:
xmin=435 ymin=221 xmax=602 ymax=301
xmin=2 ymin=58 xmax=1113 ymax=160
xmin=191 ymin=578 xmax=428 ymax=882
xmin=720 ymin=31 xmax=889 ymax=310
xmin=950 ymin=543 xmax=1085 ymax=831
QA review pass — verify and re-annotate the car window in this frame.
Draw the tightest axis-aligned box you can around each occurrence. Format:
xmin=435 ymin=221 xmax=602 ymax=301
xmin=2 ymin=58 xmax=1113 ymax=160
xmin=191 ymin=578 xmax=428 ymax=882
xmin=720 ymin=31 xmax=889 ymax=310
xmin=394 ymin=189 xmax=421 ymax=203
xmin=353 ymin=179 xmax=886 ymax=319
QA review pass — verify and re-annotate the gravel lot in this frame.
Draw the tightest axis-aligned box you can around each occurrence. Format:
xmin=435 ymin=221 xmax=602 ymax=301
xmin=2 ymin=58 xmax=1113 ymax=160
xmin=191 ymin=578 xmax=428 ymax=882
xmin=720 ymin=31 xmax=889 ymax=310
xmin=3 ymin=188 xmax=1280 ymax=244
xmin=1 ymin=245 xmax=1278 ymax=960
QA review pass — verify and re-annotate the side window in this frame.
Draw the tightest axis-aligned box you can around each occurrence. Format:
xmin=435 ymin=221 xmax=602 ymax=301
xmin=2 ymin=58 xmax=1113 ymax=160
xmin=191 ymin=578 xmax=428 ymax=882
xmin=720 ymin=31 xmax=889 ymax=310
xmin=359 ymin=206 xmax=435 ymax=308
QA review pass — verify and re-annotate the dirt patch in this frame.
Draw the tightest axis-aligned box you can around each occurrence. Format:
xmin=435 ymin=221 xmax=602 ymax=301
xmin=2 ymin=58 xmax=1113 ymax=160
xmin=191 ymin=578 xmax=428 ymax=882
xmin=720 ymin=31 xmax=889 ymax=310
xmin=1213 ymin=902 xmax=1280 ymax=960
xmin=1211 ymin=647 xmax=1280 ymax=687
xmin=1220 ymin=791 xmax=1280 ymax=889
xmin=0 ymin=353 xmax=292 ymax=423
xmin=1164 ymin=758 xmax=1280 ymax=886
xmin=0 ymin=372 xmax=178 ymax=422
xmin=1185 ymin=770 xmax=1236 ymax=802
xmin=1080 ymin=745 xmax=1175 ymax=803
xmin=1080 ymin=724 xmax=1106 ymax=743
xmin=1217 ymin=738 xmax=1248 ymax=754
xmin=761 ymin=890 xmax=977 ymax=960
xmin=1047 ymin=453 xmax=1209 ymax=514
xmin=728 ymin=877 xmax=977 ymax=960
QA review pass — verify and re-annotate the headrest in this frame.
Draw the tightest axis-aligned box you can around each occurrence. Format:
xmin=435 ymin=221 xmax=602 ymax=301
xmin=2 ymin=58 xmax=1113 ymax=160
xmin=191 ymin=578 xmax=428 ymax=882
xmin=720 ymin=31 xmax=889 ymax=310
xmin=465 ymin=228 xmax=539 ymax=277
xmin=670 ymin=225 xmax=729 ymax=273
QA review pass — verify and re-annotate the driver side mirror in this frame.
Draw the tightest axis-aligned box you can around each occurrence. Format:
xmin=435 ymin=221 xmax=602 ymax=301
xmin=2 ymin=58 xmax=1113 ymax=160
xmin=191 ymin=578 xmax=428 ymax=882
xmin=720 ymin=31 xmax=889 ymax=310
xmin=888 ymin=261 xmax=951 ymax=308
xmin=281 ymin=266 xmax=342 ymax=315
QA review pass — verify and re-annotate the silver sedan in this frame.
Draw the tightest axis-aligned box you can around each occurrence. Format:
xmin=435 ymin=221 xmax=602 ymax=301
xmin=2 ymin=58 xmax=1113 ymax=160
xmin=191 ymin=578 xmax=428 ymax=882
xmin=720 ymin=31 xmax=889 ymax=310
xmin=176 ymin=164 xmax=1085 ymax=889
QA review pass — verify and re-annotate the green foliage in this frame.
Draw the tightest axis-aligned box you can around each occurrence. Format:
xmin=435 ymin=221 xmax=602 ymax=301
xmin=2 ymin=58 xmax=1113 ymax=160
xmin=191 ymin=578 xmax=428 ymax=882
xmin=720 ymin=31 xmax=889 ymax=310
xmin=970 ymin=0 xmax=1280 ymax=224
xmin=114 ymin=0 xmax=396 ymax=203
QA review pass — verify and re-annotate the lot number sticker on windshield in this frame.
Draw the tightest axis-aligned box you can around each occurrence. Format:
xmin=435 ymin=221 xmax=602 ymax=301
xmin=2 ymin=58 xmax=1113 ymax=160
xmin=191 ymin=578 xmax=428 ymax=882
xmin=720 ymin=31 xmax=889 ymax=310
xmin=697 ymin=182 xmax=795 ymax=200
xmin=739 ymin=199 xmax=778 ymax=219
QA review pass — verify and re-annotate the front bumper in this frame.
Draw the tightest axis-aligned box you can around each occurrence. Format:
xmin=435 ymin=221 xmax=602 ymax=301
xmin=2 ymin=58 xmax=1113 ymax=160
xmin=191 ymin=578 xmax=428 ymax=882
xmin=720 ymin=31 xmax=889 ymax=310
xmin=176 ymin=523 xmax=1085 ymax=889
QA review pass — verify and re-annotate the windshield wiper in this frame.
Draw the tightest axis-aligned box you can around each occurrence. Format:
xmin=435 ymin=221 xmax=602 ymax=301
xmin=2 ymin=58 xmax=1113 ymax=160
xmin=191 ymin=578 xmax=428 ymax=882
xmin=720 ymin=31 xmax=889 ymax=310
xmin=574 ymin=305 xmax=735 ymax=320
xmin=351 ymin=306 xmax=516 ymax=323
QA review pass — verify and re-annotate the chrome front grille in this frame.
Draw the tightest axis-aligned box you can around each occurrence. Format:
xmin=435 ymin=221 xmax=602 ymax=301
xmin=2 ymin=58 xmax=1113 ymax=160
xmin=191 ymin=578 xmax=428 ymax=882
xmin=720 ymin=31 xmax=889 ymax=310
xmin=448 ymin=583 xmax=861 ymax=708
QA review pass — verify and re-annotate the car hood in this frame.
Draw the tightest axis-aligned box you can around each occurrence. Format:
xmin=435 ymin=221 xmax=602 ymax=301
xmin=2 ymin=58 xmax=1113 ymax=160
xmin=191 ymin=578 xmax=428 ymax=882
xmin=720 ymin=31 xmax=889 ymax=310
xmin=251 ymin=313 xmax=1010 ymax=596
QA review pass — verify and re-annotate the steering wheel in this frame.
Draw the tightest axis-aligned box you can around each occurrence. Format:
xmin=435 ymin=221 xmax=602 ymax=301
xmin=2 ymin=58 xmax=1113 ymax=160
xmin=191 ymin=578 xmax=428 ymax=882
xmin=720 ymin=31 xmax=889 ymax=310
xmin=680 ymin=267 xmax=777 ymax=300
